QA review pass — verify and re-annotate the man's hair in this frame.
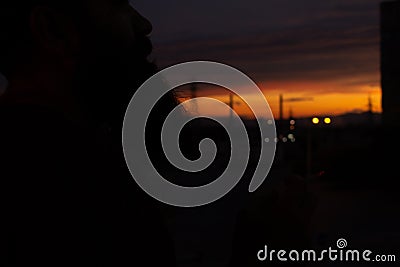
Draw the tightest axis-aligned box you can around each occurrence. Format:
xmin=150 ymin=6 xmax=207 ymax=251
xmin=0 ymin=1 xmax=82 ymax=76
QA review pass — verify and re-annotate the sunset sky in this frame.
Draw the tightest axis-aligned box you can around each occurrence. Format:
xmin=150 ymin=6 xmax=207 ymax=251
xmin=134 ymin=0 xmax=384 ymax=119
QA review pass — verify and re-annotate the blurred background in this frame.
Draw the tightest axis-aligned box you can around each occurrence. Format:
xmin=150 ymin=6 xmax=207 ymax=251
xmin=132 ymin=1 xmax=399 ymax=266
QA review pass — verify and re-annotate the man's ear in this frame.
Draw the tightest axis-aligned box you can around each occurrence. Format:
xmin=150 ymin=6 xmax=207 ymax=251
xmin=29 ymin=6 xmax=80 ymax=62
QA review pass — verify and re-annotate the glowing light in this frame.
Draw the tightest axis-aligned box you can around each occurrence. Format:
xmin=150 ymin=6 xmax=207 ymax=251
xmin=324 ymin=117 xmax=332 ymax=124
xmin=290 ymin=120 xmax=296 ymax=125
xmin=288 ymin=134 xmax=294 ymax=140
xmin=312 ymin=117 xmax=320 ymax=124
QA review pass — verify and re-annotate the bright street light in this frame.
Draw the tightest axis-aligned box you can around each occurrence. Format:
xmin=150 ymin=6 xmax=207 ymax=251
xmin=324 ymin=117 xmax=332 ymax=124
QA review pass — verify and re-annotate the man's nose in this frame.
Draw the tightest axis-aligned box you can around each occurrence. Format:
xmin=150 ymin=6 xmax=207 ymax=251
xmin=130 ymin=8 xmax=153 ymax=36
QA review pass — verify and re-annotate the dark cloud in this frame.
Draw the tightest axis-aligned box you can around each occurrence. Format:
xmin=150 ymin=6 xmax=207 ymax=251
xmin=133 ymin=0 xmax=383 ymax=93
xmin=153 ymin=25 xmax=379 ymax=84
xmin=284 ymin=97 xmax=314 ymax=102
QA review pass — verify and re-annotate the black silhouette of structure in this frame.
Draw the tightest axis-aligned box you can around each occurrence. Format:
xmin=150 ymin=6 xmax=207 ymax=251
xmin=381 ymin=0 xmax=400 ymax=128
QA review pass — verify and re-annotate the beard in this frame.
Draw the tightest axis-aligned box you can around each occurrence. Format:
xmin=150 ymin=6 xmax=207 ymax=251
xmin=74 ymin=43 xmax=158 ymax=127
xmin=74 ymin=39 xmax=178 ymax=136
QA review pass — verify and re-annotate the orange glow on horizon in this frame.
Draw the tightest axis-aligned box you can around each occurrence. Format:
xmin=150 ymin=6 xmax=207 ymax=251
xmin=177 ymin=78 xmax=382 ymax=119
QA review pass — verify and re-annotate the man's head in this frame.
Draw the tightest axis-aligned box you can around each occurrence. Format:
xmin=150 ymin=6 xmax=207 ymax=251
xmin=0 ymin=0 xmax=160 ymax=124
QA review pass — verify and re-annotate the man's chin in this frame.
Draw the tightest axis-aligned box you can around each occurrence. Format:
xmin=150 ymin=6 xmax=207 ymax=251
xmin=75 ymin=57 xmax=159 ymax=127
xmin=98 ymin=59 xmax=159 ymax=125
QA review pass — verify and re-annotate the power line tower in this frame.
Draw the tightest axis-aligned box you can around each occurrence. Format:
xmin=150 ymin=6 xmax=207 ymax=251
xmin=189 ymin=83 xmax=198 ymax=114
xmin=368 ymin=94 xmax=373 ymax=114
xmin=279 ymin=94 xmax=284 ymax=121
xmin=367 ymin=94 xmax=374 ymax=124
xmin=229 ymin=93 xmax=234 ymax=124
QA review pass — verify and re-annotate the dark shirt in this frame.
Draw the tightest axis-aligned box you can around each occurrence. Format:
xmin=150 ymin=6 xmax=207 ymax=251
xmin=1 ymin=104 xmax=176 ymax=266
